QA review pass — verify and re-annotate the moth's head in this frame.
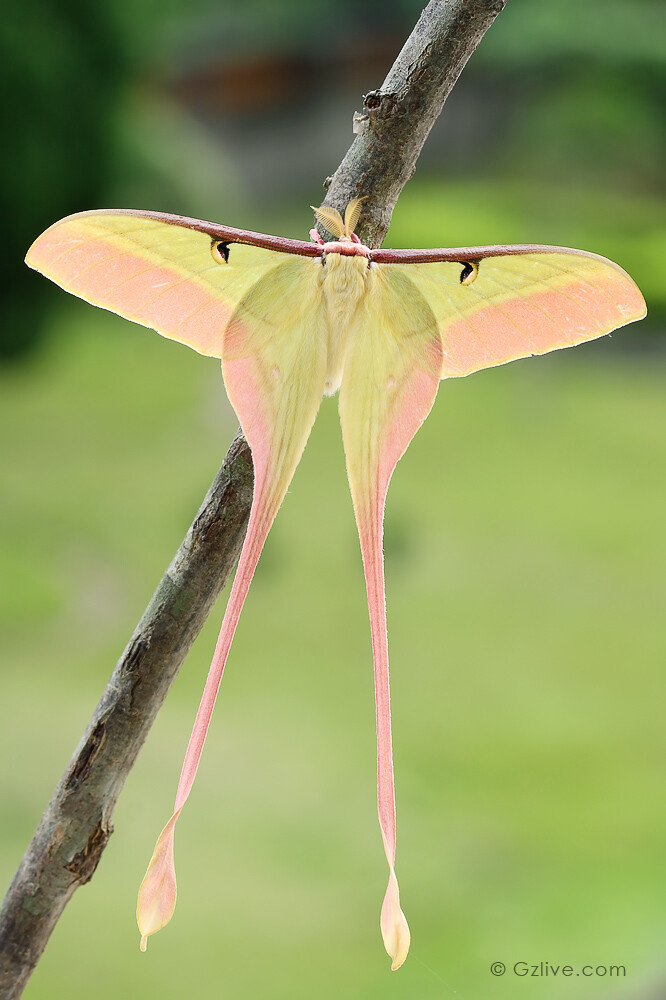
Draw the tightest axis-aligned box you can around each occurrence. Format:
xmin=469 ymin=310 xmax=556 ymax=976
xmin=311 ymin=198 xmax=365 ymax=243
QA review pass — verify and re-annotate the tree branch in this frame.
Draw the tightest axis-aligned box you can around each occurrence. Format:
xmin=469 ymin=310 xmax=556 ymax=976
xmin=324 ymin=0 xmax=506 ymax=248
xmin=0 ymin=1 xmax=505 ymax=994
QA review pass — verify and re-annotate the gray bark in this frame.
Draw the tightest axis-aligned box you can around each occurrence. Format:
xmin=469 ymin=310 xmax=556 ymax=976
xmin=322 ymin=0 xmax=507 ymax=248
xmin=0 ymin=1 xmax=506 ymax=995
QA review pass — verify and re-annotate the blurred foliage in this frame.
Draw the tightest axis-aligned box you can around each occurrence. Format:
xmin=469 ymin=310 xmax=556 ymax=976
xmin=0 ymin=0 xmax=128 ymax=358
xmin=479 ymin=0 xmax=665 ymax=63
xmin=476 ymin=0 xmax=665 ymax=196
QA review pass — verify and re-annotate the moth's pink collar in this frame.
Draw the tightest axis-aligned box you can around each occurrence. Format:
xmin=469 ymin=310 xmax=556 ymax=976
xmin=310 ymin=227 xmax=371 ymax=258
xmin=322 ymin=240 xmax=371 ymax=258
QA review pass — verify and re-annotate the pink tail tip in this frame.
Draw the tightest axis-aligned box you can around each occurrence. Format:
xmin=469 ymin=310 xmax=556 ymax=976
xmin=380 ymin=870 xmax=411 ymax=971
xmin=136 ymin=811 xmax=180 ymax=950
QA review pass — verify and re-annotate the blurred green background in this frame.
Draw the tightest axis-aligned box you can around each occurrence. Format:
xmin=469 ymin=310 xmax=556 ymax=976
xmin=1 ymin=1 xmax=665 ymax=998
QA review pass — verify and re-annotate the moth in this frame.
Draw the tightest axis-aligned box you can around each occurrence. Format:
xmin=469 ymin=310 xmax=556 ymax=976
xmin=26 ymin=198 xmax=646 ymax=969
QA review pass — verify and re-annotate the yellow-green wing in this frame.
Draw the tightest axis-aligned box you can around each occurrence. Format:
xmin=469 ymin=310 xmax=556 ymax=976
xmin=25 ymin=210 xmax=316 ymax=358
xmin=383 ymin=249 xmax=646 ymax=377
xmin=223 ymin=255 xmax=327 ymax=512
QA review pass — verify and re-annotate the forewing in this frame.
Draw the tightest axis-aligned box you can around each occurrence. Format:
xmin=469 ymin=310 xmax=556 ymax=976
xmin=375 ymin=248 xmax=646 ymax=378
xmin=26 ymin=210 xmax=319 ymax=358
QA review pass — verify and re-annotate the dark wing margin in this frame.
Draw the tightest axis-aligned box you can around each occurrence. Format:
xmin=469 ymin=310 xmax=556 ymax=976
xmin=61 ymin=208 xmax=323 ymax=257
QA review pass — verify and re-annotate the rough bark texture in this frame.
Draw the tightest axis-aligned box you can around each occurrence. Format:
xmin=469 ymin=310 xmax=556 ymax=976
xmin=0 ymin=1 xmax=506 ymax=995
xmin=322 ymin=0 xmax=506 ymax=248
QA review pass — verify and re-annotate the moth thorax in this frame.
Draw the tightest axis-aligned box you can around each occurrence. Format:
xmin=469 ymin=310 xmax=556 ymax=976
xmin=322 ymin=254 xmax=368 ymax=396
xmin=323 ymin=252 xmax=367 ymax=299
